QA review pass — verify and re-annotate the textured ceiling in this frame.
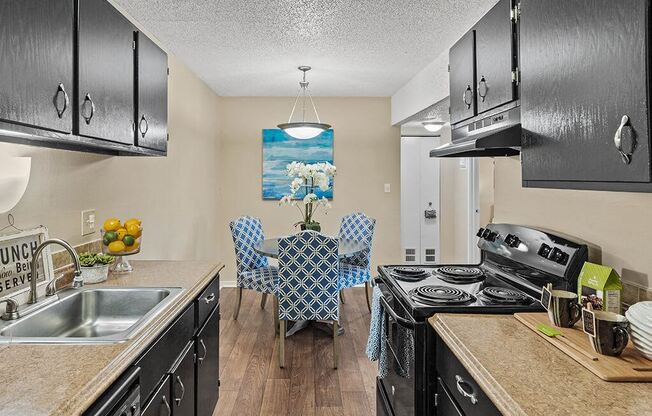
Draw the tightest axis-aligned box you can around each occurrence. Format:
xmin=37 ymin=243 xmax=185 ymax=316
xmin=114 ymin=0 xmax=497 ymax=96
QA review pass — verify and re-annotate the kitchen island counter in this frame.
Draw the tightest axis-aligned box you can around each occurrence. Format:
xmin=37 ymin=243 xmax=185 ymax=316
xmin=429 ymin=313 xmax=652 ymax=416
xmin=0 ymin=260 xmax=223 ymax=416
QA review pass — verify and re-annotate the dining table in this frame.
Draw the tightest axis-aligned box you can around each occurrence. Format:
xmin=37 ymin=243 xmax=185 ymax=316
xmin=254 ymin=236 xmax=368 ymax=337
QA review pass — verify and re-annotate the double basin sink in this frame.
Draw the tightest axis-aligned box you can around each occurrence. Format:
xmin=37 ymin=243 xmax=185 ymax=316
xmin=0 ymin=287 xmax=184 ymax=344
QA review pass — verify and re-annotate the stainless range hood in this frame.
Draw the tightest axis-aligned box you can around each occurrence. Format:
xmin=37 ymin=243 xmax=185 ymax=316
xmin=430 ymin=105 xmax=521 ymax=158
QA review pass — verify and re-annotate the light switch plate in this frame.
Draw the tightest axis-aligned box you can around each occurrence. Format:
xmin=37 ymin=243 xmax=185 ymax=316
xmin=384 ymin=183 xmax=391 ymax=193
xmin=81 ymin=209 xmax=96 ymax=236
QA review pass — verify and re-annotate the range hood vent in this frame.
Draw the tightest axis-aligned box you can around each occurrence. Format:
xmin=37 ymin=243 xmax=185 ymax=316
xmin=430 ymin=105 xmax=521 ymax=158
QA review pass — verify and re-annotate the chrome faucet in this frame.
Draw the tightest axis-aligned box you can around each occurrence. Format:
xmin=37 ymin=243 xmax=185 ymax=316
xmin=28 ymin=238 xmax=83 ymax=304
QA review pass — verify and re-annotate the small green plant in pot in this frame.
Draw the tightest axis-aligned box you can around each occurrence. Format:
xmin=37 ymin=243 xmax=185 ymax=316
xmin=79 ymin=252 xmax=114 ymax=284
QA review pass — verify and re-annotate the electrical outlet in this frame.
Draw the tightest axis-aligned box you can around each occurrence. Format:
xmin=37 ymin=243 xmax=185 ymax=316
xmin=384 ymin=183 xmax=391 ymax=193
xmin=81 ymin=209 xmax=96 ymax=236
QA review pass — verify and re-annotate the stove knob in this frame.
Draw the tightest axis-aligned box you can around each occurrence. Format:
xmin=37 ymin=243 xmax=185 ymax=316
xmin=549 ymin=247 xmax=569 ymax=265
xmin=476 ymin=227 xmax=485 ymax=237
xmin=481 ymin=228 xmax=492 ymax=239
xmin=538 ymin=243 xmax=552 ymax=258
xmin=486 ymin=231 xmax=498 ymax=242
xmin=505 ymin=234 xmax=521 ymax=248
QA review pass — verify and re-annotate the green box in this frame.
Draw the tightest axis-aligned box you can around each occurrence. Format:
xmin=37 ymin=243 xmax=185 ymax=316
xmin=577 ymin=262 xmax=622 ymax=314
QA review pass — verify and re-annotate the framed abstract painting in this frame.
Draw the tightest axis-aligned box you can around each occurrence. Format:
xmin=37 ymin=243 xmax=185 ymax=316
xmin=262 ymin=128 xmax=334 ymax=200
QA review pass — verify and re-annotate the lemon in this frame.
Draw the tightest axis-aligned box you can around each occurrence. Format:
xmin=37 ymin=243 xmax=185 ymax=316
xmin=108 ymin=241 xmax=126 ymax=253
xmin=124 ymin=218 xmax=142 ymax=227
xmin=126 ymin=223 xmax=141 ymax=238
xmin=116 ymin=228 xmax=127 ymax=241
xmin=103 ymin=218 xmax=121 ymax=232
xmin=124 ymin=241 xmax=140 ymax=252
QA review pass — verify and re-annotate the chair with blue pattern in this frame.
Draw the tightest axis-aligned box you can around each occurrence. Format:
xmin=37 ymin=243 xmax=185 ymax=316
xmin=338 ymin=212 xmax=376 ymax=312
xmin=277 ymin=230 xmax=340 ymax=369
xmin=229 ymin=216 xmax=278 ymax=320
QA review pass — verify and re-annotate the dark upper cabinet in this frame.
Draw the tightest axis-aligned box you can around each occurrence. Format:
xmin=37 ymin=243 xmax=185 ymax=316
xmin=474 ymin=0 xmax=516 ymax=114
xmin=520 ymin=0 xmax=651 ymax=189
xmin=196 ymin=305 xmax=219 ymax=416
xmin=449 ymin=30 xmax=476 ymax=125
xmin=136 ymin=31 xmax=168 ymax=152
xmin=0 ymin=0 xmax=74 ymax=133
xmin=78 ymin=0 xmax=135 ymax=145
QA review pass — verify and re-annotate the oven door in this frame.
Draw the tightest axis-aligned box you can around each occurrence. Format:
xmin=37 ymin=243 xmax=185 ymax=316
xmin=377 ymin=278 xmax=421 ymax=416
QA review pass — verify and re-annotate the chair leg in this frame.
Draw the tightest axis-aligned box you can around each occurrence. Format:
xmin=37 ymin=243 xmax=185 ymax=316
xmin=339 ymin=290 xmax=346 ymax=304
xmin=279 ymin=320 xmax=286 ymax=368
xmin=233 ymin=287 xmax=243 ymax=320
xmin=260 ymin=293 xmax=268 ymax=309
xmin=365 ymin=282 xmax=372 ymax=313
xmin=333 ymin=321 xmax=339 ymax=369
xmin=274 ymin=295 xmax=279 ymax=335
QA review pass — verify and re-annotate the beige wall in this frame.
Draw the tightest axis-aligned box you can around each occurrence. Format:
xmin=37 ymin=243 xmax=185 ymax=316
xmin=1 ymin=55 xmax=223 ymax=263
xmin=218 ymin=97 xmax=401 ymax=284
xmin=492 ymin=157 xmax=652 ymax=289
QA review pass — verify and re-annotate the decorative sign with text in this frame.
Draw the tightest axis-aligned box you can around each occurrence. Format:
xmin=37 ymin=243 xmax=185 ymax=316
xmin=0 ymin=227 xmax=53 ymax=299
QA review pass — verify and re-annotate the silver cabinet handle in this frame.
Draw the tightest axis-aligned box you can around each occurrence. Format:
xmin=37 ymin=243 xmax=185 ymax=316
xmin=455 ymin=375 xmax=478 ymax=404
xmin=161 ymin=395 xmax=171 ymax=415
xmin=139 ymin=114 xmax=149 ymax=138
xmin=204 ymin=293 xmax=216 ymax=304
xmin=614 ymin=115 xmax=634 ymax=164
xmin=198 ymin=339 xmax=207 ymax=363
xmin=477 ymin=76 xmax=488 ymax=102
xmin=81 ymin=93 xmax=95 ymax=125
xmin=463 ymin=85 xmax=473 ymax=109
xmin=174 ymin=375 xmax=185 ymax=406
xmin=55 ymin=83 xmax=69 ymax=118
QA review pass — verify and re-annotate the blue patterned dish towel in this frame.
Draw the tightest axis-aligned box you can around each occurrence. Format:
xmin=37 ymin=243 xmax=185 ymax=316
xmin=366 ymin=285 xmax=389 ymax=378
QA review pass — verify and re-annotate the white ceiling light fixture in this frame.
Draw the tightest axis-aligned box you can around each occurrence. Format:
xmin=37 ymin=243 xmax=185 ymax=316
xmin=422 ymin=121 xmax=446 ymax=133
xmin=278 ymin=66 xmax=331 ymax=140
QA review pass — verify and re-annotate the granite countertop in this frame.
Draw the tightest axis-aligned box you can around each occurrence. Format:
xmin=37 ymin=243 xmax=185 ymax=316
xmin=0 ymin=260 xmax=224 ymax=416
xmin=429 ymin=314 xmax=652 ymax=416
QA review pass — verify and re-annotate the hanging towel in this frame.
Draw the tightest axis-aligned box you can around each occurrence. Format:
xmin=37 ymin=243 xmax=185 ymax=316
xmin=366 ymin=285 xmax=389 ymax=378
xmin=394 ymin=318 xmax=415 ymax=378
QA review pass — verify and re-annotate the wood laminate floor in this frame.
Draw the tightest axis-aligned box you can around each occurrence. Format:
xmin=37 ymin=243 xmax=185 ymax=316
xmin=215 ymin=287 xmax=377 ymax=416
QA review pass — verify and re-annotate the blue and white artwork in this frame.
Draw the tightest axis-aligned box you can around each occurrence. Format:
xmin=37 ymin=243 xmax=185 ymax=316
xmin=262 ymin=129 xmax=334 ymax=200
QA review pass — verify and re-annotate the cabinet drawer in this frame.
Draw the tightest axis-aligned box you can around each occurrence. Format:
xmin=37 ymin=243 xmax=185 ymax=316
xmin=437 ymin=377 xmax=464 ymax=416
xmin=436 ymin=337 xmax=500 ymax=416
xmin=135 ymin=303 xmax=195 ymax=401
xmin=196 ymin=275 xmax=219 ymax=329
xmin=141 ymin=375 xmax=172 ymax=416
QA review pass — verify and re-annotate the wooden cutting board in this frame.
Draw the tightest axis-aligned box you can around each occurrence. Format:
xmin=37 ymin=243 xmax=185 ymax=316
xmin=515 ymin=312 xmax=652 ymax=382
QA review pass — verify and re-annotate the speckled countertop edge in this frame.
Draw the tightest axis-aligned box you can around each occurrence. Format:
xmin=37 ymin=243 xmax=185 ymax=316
xmin=0 ymin=261 xmax=224 ymax=416
xmin=430 ymin=314 xmax=528 ymax=416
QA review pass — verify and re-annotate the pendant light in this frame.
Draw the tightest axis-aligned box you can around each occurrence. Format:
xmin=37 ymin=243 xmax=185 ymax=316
xmin=278 ymin=66 xmax=331 ymax=140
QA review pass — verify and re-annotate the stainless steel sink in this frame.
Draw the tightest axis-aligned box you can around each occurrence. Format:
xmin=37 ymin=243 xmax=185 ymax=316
xmin=0 ymin=287 xmax=184 ymax=344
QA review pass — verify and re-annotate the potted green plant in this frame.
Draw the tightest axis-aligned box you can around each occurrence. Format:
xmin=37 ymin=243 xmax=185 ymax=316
xmin=79 ymin=252 xmax=115 ymax=284
xmin=279 ymin=161 xmax=336 ymax=232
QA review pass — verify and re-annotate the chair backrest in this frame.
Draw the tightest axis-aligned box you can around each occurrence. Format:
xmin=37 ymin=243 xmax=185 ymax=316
xmin=277 ymin=230 xmax=340 ymax=322
xmin=229 ymin=216 xmax=269 ymax=277
xmin=338 ymin=212 xmax=376 ymax=268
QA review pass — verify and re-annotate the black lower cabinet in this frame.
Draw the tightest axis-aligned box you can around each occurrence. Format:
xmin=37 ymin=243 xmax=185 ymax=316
xmin=170 ymin=341 xmax=196 ymax=416
xmin=376 ymin=379 xmax=393 ymax=416
xmin=196 ymin=305 xmax=220 ymax=416
xmin=141 ymin=375 xmax=172 ymax=416
xmin=435 ymin=336 xmax=501 ymax=416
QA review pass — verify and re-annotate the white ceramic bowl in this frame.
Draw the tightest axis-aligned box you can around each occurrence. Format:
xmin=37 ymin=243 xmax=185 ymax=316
xmin=631 ymin=332 xmax=652 ymax=351
xmin=626 ymin=310 xmax=652 ymax=334
xmin=628 ymin=301 xmax=652 ymax=322
xmin=630 ymin=325 xmax=652 ymax=344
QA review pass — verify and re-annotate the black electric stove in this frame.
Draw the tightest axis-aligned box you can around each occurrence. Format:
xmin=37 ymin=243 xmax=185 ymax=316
xmin=374 ymin=224 xmax=588 ymax=416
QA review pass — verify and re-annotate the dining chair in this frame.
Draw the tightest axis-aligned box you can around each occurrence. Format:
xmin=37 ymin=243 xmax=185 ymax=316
xmin=277 ymin=230 xmax=340 ymax=369
xmin=338 ymin=212 xmax=376 ymax=312
xmin=229 ymin=216 xmax=278 ymax=320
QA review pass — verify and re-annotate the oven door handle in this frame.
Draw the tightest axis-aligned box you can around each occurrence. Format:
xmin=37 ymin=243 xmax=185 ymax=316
xmin=379 ymin=295 xmax=416 ymax=330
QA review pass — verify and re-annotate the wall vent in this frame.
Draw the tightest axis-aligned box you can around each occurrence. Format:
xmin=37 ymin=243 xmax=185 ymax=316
xmin=424 ymin=248 xmax=436 ymax=263
xmin=404 ymin=248 xmax=417 ymax=263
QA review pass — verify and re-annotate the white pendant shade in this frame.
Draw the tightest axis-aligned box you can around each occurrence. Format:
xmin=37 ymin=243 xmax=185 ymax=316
xmin=0 ymin=157 xmax=31 ymax=214
xmin=278 ymin=66 xmax=331 ymax=139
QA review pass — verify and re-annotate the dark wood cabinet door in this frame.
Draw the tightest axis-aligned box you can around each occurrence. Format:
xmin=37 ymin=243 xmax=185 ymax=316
xmin=196 ymin=306 xmax=219 ymax=416
xmin=521 ymin=0 xmax=651 ymax=185
xmin=474 ymin=0 xmax=515 ymax=114
xmin=0 ymin=0 xmax=73 ymax=133
xmin=141 ymin=375 xmax=172 ymax=416
xmin=78 ymin=0 xmax=134 ymax=144
xmin=136 ymin=31 xmax=168 ymax=152
xmin=449 ymin=30 xmax=476 ymax=125
xmin=171 ymin=342 xmax=195 ymax=416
